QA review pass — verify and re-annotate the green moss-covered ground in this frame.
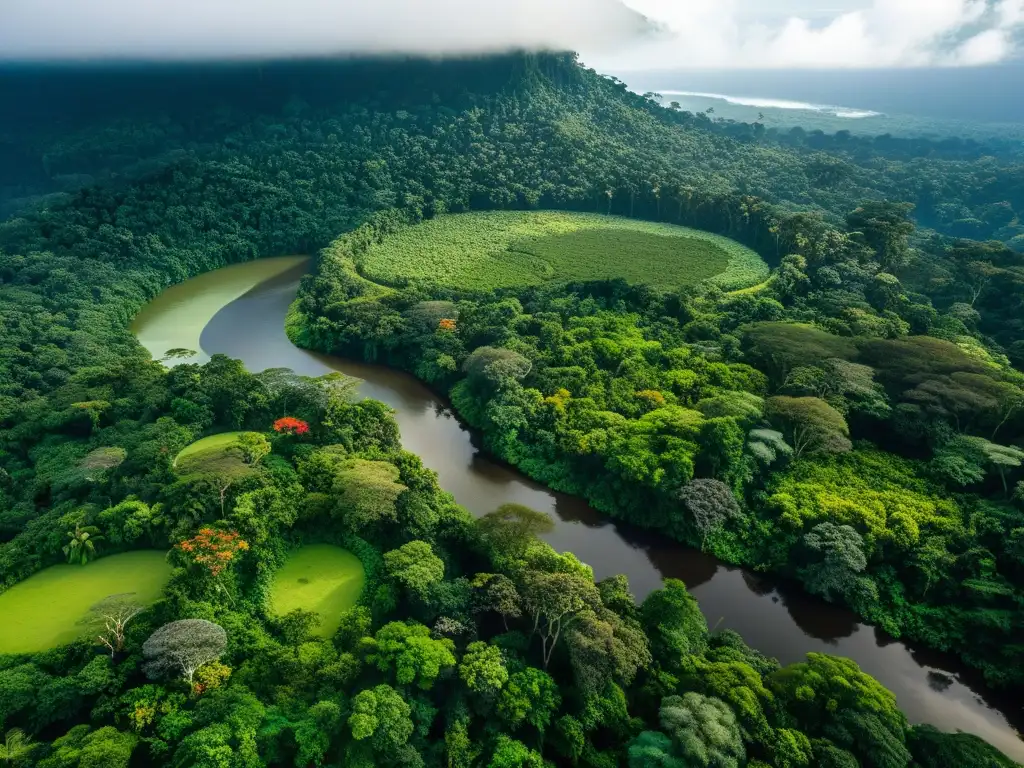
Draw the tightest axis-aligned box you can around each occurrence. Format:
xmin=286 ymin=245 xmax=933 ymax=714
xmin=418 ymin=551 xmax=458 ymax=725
xmin=174 ymin=432 xmax=254 ymax=478
xmin=356 ymin=211 xmax=769 ymax=291
xmin=269 ymin=545 xmax=366 ymax=638
xmin=0 ymin=551 xmax=172 ymax=654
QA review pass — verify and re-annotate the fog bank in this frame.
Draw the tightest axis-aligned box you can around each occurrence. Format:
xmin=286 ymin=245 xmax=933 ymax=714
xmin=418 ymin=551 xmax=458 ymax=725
xmin=0 ymin=0 xmax=650 ymax=61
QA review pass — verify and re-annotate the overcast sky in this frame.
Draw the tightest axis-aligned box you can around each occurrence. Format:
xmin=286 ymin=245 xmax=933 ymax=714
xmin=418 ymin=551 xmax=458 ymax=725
xmin=0 ymin=0 xmax=1021 ymax=68
xmin=604 ymin=0 xmax=1024 ymax=69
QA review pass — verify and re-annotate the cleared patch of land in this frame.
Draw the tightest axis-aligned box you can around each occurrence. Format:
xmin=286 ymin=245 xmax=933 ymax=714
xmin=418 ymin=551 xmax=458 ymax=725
xmin=0 ymin=551 xmax=171 ymax=654
xmin=174 ymin=431 xmax=255 ymax=478
xmin=357 ymin=211 xmax=768 ymax=291
xmin=269 ymin=544 xmax=366 ymax=638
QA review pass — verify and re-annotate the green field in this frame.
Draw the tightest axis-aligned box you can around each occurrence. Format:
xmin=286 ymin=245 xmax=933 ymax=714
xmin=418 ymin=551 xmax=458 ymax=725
xmin=357 ymin=211 xmax=769 ymax=291
xmin=269 ymin=545 xmax=366 ymax=638
xmin=0 ymin=551 xmax=171 ymax=654
xmin=175 ymin=432 xmax=254 ymax=478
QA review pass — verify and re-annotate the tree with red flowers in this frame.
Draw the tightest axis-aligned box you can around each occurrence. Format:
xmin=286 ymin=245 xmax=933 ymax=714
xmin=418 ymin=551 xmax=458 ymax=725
xmin=273 ymin=417 xmax=310 ymax=436
xmin=176 ymin=528 xmax=249 ymax=605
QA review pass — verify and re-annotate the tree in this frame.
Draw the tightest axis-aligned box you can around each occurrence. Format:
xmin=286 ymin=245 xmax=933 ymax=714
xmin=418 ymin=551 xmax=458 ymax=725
xmin=770 ymin=654 xmax=909 ymax=768
xmin=640 ymin=579 xmax=708 ymax=667
xmin=476 ymin=504 xmax=554 ymax=560
xmin=488 ymin=735 xmax=545 ymax=768
xmin=930 ymin=435 xmax=988 ymax=487
xmin=471 ymin=573 xmax=522 ymax=630
xmin=459 ymin=641 xmax=508 ymax=700
xmin=867 ymin=272 xmax=904 ymax=311
xmin=333 ymin=459 xmax=407 ymax=530
xmin=384 ymin=540 xmax=445 ymax=599
xmin=293 ymin=700 xmax=342 ymax=767
xmin=37 ymin=725 xmax=136 ymax=768
xmin=236 ymin=432 xmax=271 ymax=465
xmin=906 ymin=724 xmax=1018 ymax=768
xmin=444 ymin=718 xmax=480 ymax=768
xmin=175 ymin=528 xmax=249 ymax=605
xmin=78 ymin=447 xmax=127 ymax=481
xmin=628 ymin=731 xmax=684 ymax=768
xmin=742 ymin=323 xmax=857 ymax=385
xmin=801 ymin=523 xmax=871 ymax=603
xmin=552 ymin=715 xmax=585 ymax=764
xmin=696 ymin=391 xmax=765 ymax=425
xmin=767 ymin=396 xmax=851 ymax=459
xmin=968 ymin=437 xmax=1024 ymax=494
xmin=88 ymin=594 xmax=146 ymax=658
xmin=520 ymin=570 xmax=600 ymax=668
xmin=747 ymin=428 xmax=793 ymax=467
xmin=63 ymin=524 xmax=104 ymax=565
xmin=657 ymin=692 xmax=745 ymax=768
xmin=0 ymin=729 xmax=37 ymax=766
xmin=784 ymin=359 xmax=890 ymax=419
xmin=498 ymin=667 xmax=561 ymax=732
xmin=770 ymin=728 xmax=813 ymax=768
xmin=846 ymin=201 xmax=915 ymax=270
xmin=463 ymin=346 xmax=532 ymax=395
xmin=363 ymin=621 xmax=456 ymax=690
xmin=348 ymin=684 xmax=413 ymax=753
xmin=677 ymin=479 xmax=741 ymax=548
xmin=272 ymin=416 xmax=311 ymax=435
xmin=142 ymin=619 xmax=227 ymax=685
xmin=684 ymin=660 xmax=772 ymax=746
xmin=229 ymin=486 xmax=298 ymax=544
xmin=565 ymin=607 xmax=651 ymax=698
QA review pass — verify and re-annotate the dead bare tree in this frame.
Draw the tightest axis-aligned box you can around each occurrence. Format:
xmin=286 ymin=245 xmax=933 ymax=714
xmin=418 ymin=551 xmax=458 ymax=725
xmin=89 ymin=593 xmax=146 ymax=657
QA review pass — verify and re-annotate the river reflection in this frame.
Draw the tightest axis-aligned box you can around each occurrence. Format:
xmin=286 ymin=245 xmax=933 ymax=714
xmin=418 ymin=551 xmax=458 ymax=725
xmin=157 ymin=260 xmax=1024 ymax=758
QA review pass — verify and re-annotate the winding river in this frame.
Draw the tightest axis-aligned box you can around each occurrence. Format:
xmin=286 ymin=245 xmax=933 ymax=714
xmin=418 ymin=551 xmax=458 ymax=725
xmin=133 ymin=257 xmax=1024 ymax=759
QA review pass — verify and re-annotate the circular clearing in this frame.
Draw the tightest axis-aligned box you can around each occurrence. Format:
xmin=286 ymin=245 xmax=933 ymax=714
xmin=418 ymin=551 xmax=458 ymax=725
xmin=174 ymin=432 xmax=257 ymax=478
xmin=0 ymin=551 xmax=172 ymax=654
xmin=357 ymin=211 xmax=768 ymax=291
xmin=269 ymin=544 xmax=366 ymax=638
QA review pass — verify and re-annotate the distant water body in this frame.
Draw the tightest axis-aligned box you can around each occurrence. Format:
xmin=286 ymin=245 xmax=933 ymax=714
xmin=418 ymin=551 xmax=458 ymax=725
xmin=659 ymin=90 xmax=882 ymax=119
xmin=616 ymin=63 xmax=1024 ymax=137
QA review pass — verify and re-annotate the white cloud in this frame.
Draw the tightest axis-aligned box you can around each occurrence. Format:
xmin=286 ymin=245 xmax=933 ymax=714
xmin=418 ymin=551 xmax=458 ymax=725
xmin=0 ymin=0 xmax=646 ymax=61
xmin=0 ymin=0 xmax=1019 ymax=68
xmin=595 ymin=0 xmax=1024 ymax=69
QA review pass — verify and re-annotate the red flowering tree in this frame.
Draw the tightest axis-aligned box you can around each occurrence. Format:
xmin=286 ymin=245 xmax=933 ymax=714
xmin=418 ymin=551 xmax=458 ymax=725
xmin=273 ymin=417 xmax=310 ymax=436
xmin=176 ymin=528 xmax=249 ymax=605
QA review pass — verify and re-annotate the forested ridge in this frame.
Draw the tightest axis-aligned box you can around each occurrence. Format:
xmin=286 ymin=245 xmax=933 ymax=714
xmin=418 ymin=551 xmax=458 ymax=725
xmin=1 ymin=53 xmax=1023 ymax=767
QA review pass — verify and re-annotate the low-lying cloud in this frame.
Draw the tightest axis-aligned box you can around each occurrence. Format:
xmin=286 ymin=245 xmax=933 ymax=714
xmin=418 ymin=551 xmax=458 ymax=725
xmin=0 ymin=0 xmax=649 ymax=61
xmin=2 ymin=0 xmax=1020 ymax=69
xmin=600 ymin=0 xmax=1024 ymax=69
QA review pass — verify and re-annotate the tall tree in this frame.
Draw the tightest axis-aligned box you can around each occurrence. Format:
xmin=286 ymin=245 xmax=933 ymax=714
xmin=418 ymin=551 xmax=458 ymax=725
xmin=767 ymin=396 xmax=851 ymax=459
xmin=142 ymin=620 xmax=227 ymax=685
xmin=676 ymin=478 xmax=741 ymax=548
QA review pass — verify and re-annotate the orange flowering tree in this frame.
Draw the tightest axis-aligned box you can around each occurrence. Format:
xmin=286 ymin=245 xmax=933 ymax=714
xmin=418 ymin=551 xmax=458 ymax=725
xmin=176 ymin=528 xmax=249 ymax=604
xmin=438 ymin=318 xmax=457 ymax=332
xmin=273 ymin=417 xmax=310 ymax=436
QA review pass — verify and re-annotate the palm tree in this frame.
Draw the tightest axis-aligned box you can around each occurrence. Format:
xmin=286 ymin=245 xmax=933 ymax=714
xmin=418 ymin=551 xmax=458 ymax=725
xmin=1 ymin=728 xmax=36 ymax=766
xmin=64 ymin=524 xmax=104 ymax=565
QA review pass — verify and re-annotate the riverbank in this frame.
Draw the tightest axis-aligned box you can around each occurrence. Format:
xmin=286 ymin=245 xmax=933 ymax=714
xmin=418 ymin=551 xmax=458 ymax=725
xmin=127 ymin=258 xmax=1024 ymax=758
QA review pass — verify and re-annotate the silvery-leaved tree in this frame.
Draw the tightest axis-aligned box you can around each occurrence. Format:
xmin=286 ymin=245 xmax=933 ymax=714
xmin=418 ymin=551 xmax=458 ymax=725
xmin=143 ymin=619 xmax=227 ymax=685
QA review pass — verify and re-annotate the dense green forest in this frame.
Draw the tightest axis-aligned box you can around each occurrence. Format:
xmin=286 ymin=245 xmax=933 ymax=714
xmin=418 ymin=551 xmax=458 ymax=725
xmin=1 ymin=53 xmax=1023 ymax=766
